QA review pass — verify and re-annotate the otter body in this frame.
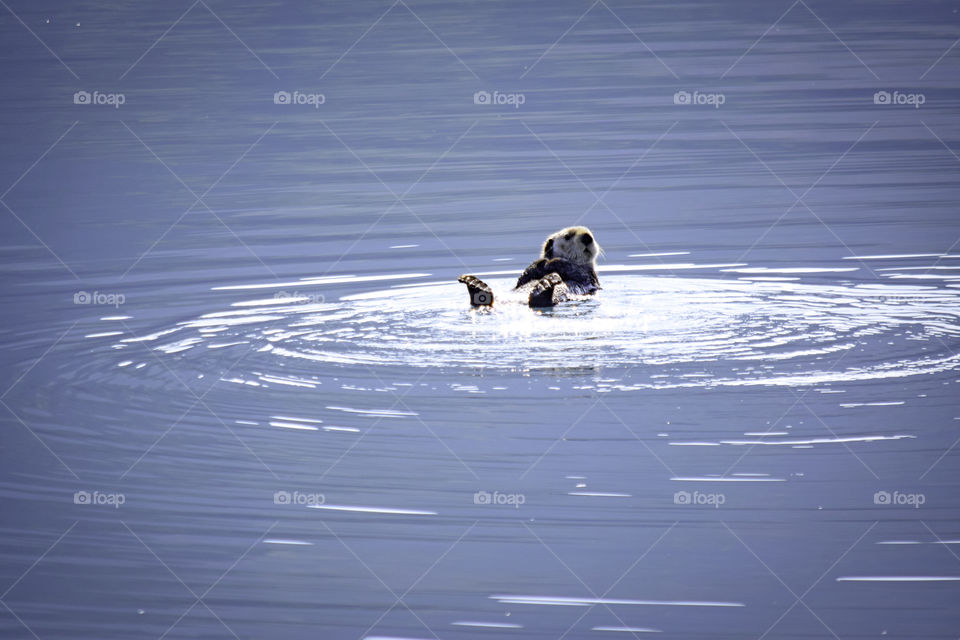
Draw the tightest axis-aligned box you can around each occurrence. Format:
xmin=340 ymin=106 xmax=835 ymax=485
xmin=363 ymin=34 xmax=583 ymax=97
xmin=459 ymin=226 xmax=601 ymax=308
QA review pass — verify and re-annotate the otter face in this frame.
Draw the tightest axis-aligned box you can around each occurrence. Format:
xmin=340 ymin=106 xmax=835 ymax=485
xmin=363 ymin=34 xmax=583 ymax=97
xmin=542 ymin=226 xmax=601 ymax=266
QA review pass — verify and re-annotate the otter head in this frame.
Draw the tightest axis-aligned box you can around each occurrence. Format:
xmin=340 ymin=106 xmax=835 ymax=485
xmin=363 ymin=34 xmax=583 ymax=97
xmin=541 ymin=226 xmax=602 ymax=267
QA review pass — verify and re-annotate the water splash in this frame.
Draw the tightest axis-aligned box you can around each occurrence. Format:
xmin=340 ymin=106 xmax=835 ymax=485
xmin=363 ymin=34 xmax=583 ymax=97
xmin=124 ymin=271 xmax=960 ymax=390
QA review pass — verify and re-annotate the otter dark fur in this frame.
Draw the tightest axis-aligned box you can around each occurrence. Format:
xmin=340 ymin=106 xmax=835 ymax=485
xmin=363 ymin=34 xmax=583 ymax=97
xmin=458 ymin=226 xmax=601 ymax=308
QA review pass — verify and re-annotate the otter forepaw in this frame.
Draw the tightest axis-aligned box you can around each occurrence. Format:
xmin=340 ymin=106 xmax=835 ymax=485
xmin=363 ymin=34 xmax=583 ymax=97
xmin=527 ymin=272 xmax=568 ymax=308
xmin=458 ymin=275 xmax=494 ymax=306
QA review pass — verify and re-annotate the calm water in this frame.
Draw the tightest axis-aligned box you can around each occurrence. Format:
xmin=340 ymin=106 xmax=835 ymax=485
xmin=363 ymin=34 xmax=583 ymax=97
xmin=2 ymin=1 xmax=960 ymax=638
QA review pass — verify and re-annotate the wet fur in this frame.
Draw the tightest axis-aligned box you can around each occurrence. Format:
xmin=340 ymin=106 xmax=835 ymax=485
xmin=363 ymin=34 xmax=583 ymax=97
xmin=459 ymin=226 xmax=601 ymax=308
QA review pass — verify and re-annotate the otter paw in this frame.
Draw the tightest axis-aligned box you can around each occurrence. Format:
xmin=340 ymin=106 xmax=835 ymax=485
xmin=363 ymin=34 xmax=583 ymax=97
xmin=458 ymin=275 xmax=494 ymax=306
xmin=527 ymin=272 xmax=568 ymax=308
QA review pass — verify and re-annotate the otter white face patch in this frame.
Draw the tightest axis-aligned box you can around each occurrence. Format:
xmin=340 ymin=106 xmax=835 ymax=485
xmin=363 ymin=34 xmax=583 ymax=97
xmin=545 ymin=227 xmax=599 ymax=266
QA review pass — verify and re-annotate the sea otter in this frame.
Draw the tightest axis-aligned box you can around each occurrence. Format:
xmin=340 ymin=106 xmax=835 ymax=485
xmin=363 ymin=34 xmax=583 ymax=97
xmin=458 ymin=226 xmax=601 ymax=308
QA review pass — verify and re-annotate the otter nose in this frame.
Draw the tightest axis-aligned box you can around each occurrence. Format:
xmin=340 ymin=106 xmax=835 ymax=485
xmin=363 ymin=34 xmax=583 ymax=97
xmin=582 ymin=234 xmax=593 ymax=245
